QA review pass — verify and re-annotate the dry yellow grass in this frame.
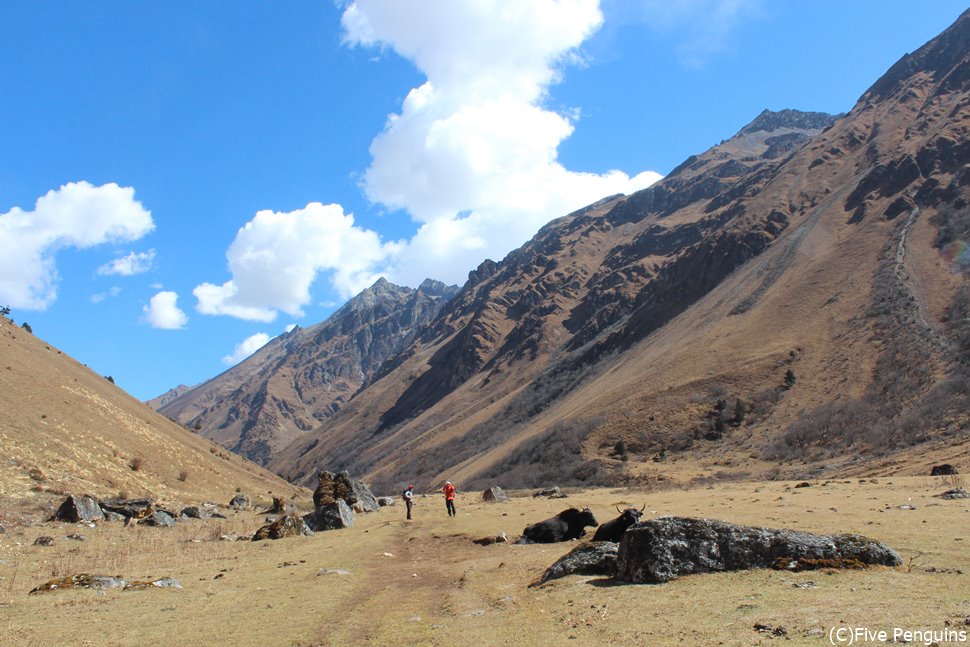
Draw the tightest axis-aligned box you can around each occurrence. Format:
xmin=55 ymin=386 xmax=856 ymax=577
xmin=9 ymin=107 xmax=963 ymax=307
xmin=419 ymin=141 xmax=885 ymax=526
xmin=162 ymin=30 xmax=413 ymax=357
xmin=2 ymin=476 xmax=967 ymax=646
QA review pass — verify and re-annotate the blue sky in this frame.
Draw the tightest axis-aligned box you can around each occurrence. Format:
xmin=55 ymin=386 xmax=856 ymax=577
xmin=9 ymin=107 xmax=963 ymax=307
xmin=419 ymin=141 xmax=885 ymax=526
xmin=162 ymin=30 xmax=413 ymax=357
xmin=1 ymin=1 xmax=966 ymax=401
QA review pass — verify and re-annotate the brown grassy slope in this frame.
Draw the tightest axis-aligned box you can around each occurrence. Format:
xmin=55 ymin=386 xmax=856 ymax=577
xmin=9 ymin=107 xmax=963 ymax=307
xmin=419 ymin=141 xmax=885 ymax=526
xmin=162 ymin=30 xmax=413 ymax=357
xmin=272 ymin=12 xmax=970 ymax=492
xmin=0 ymin=315 xmax=304 ymax=511
xmin=2 ymin=477 xmax=967 ymax=646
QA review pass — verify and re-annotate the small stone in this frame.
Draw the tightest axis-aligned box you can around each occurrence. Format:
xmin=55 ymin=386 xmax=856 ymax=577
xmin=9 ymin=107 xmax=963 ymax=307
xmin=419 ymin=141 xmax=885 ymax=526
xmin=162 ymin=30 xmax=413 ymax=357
xmin=33 ymin=536 xmax=54 ymax=547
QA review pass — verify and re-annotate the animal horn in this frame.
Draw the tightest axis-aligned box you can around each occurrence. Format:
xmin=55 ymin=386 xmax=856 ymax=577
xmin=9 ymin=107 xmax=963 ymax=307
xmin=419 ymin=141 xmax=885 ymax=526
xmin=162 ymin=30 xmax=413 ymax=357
xmin=615 ymin=505 xmax=622 ymax=514
xmin=639 ymin=504 xmax=645 ymax=512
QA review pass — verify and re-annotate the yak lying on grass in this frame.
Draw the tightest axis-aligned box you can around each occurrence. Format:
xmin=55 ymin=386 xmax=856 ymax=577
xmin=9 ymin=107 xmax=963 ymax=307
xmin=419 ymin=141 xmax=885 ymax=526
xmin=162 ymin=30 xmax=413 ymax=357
xmin=520 ymin=507 xmax=598 ymax=543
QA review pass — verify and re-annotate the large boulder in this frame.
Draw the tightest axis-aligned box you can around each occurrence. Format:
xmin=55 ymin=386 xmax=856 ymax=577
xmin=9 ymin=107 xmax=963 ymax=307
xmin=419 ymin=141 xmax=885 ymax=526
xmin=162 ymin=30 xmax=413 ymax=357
xmin=303 ymin=499 xmax=355 ymax=532
xmin=54 ymin=495 xmax=104 ymax=523
xmin=376 ymin=496 xmax=396 ymax=507
xmin=313 ymin=471 xmax=379 ymax=512
xmin=482 ymin=486 xmax=508 ymax=503
xmin=930 ymin=464 xmax=959 ymax=476
xmin=534 ymin=542 xmax=619 ymax=586
xmin=252 ymin=514 xmax=313 ymax=541
xmin=617 ymin=516 xmax=902 ymax=584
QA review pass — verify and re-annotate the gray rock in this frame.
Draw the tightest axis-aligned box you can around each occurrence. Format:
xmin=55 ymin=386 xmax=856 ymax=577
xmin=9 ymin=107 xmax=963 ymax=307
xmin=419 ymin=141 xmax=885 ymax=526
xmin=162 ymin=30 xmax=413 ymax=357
xmin=534 ymin=542 xmax=619 ymax=586
xmin=617 ymin=516 xmax=902 ymax=584
xmin=252 ymin=514 xmax=314 ymax=541
xmin=102 ymin=510 xmax=126 ymax=522
xmin=228 ymin=494 xmax=250 ymax=510
xmin=482 ymin=486 xmax=508 ymax=503
xmin=33 ymin=536 xmax=54 ymax=547
xmin=65 ymin=533 xmax=86 ymax=541
xmin=937 ymin=488 xmax=970 ymax=500
xmin=124 ymin=578 xmax=182 ymax=590
xmin=54 ymin=495 xmax=105 ymax=523
xmin=139 ymin=511 xmax=176 ymax=527
xmin=533 ymin=487 xmax=561 ymax=498
xmin=179 ymin=506 xmax=207 ymax=520
xmin=376 ymin=496 xmax=396 ymax=507
xmin=303 ymin=499 xmax=355 ymax=532
xmin=930 ymin=464 xmax=959 ymax=476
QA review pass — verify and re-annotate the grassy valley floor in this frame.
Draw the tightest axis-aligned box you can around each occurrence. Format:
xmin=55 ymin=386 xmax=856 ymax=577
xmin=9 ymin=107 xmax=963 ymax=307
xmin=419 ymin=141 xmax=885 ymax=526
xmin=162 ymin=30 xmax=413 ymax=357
xmin=1 ymin=476 xmax=967 ymax=646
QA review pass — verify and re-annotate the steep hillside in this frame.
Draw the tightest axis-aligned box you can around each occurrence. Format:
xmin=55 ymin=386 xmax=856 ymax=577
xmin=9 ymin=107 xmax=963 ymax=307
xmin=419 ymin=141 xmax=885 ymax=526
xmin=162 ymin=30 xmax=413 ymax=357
xmin=0 ymin=314 xmax=302 ymax=509
xmin=273 ymin=10 xmax=970 ymax=491
xmin=157 ymin=278 xmax=458 ymax=465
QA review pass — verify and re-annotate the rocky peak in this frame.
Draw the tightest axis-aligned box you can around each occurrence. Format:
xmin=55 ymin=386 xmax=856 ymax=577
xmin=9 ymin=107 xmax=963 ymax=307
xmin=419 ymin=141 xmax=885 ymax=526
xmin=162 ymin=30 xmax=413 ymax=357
xmin=739 ymin=109 xmax=840 ymax=135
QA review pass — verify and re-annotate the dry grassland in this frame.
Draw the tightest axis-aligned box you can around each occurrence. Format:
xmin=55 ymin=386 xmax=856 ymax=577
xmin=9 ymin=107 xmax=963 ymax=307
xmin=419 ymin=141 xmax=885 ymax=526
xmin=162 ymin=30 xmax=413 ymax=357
xmin=1 ymin=476 xmax=967 ymax=646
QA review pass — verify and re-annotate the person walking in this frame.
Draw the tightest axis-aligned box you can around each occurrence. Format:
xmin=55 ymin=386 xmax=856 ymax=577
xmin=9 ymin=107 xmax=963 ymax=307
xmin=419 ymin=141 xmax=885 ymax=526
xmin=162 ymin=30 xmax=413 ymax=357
xmin=403 ymin=484 xmax=414 ymax=520
xmin=442 ymin=481 xmax=456 ymax=517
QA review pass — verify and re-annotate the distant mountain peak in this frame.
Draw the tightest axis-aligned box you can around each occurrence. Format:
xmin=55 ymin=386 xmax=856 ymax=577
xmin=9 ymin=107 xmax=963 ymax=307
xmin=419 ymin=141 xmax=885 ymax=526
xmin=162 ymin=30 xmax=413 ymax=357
xmin=739 ymin=109 xmax=840 ymax=135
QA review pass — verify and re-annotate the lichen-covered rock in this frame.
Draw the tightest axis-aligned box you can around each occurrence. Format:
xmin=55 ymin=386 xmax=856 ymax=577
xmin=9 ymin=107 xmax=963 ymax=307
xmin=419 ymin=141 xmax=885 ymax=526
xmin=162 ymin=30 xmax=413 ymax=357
xmin=54 ymin=495 xmax=105 ymax=523
xmin=313 ymin=471 xmax=378 ymax=512
xmin=534 ymin=542 xmax=619 ymax=586
xmin=617 ymin=516 xmax=902 ymax=584
xmin=376 ymin=496 xmax=395 ymax=507
xmin=33 ymin=536 xmax=54 ymax=547
xmin=482 ymin=486 xmax=508 ymax=503
xmin=533 ymin=487 xmax=564 ymax=498
xmin=303 ymin=499 xmax=355 ymax=531
xmin=251 ymin=514 xmax=313 ymax=541
xmin=29 ymin=574 xmax=127 ymax=594
xmin=124 ymin=578 xmax=183 ymax=590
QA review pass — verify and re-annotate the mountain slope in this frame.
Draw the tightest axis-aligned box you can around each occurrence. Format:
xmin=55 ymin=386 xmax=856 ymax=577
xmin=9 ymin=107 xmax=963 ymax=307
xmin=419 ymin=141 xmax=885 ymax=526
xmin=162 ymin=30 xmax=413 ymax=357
xmin=272 ymin=10 xmax=970 ymax=492
xmin=156 ymin=278 xmax=458 ymax=465
xmin=0 ymin=314 xmax=301 ymax=508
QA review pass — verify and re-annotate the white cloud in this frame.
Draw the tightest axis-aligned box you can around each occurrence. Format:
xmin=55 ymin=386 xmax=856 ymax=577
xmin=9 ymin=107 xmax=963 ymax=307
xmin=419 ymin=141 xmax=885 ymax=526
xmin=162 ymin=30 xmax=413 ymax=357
xmin=222 ymin=332 xmax=271 ymax=366
xmin=97 ymin=249 xmax=156 ymax=276
xmin=144 ymin=291 xmax=188 ymax=329
xmin=342 ymin=0 xmax=662 ymax=288
xmin=0 ymin=181 xmax=154 ymax=310
xmin=90 ymin=286 xmax=122 ymax=304
xmin=193 ymin=202 xmax=399 ymax=321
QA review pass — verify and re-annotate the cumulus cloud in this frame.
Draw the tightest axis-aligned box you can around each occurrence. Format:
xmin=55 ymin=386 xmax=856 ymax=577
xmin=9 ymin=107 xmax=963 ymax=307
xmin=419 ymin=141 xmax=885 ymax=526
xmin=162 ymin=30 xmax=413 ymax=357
xmin=342 ymin=0 xmax=662 ymax=287
xmin=194 ymin=1 xmax=663 ymax=323
xmin=96 ymin=249 xmax=156 ymax=276
xmin=193 ymin=202 xmax=399 ymax=322
xmin=0 ymin=181 xmax=154 ymax=310
xmin=144 ymin=291 xmax=188 ymax=329
xmin=222 ymin=332 xmax=271 ymax=366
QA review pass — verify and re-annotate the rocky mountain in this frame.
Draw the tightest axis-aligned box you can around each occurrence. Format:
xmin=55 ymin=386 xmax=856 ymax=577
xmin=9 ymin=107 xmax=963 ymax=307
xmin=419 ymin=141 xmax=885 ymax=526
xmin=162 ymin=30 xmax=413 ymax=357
xmin=146 ymin=384 xmax=192 ymax=410
xmin=156 ymin=278 xmax=459 ymax=465
xmin=271 ymin=9 xmax=970 ymax=492
xmin=0 ymin=314 xmax=300 ymax=508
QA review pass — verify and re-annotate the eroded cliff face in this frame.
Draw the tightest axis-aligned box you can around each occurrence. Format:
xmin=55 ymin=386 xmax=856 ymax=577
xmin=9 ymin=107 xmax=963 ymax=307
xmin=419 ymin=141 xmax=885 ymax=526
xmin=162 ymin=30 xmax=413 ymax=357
xmin=156 ymin=278 xmax=458 ymax=465
xmin=273 ymin=11 xmax=970 ymax=491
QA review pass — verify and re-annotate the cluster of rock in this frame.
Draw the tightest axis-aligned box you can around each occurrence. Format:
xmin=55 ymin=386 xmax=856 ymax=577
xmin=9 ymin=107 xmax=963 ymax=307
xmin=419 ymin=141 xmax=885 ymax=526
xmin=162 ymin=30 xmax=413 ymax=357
xmin=54 ymin=494 xmax=229 ymax=527
xmin=251 ymin=471 xmax=379 ymax=541
xmin=29 ymin=573 xmax=182 ymax=594
xmin=535 ymin=516 xmax=902 ymax=586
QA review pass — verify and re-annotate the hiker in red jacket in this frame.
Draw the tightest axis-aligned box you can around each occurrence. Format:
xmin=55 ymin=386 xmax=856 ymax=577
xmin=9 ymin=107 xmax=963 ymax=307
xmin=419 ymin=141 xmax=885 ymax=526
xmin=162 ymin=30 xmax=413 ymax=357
xmin=442 ymin=481 xmax=457 ymax=517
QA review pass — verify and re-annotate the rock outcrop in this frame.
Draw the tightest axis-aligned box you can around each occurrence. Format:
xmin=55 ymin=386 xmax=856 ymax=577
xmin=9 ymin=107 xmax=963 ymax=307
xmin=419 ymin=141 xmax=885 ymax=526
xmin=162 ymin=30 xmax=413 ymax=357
xmin=313 ymin=471 xmax=378 ymax=512
xmin=303 ymin=499 xmax=355 ymax=532
xmin=54 ymin=495 xmax=104 ymax=523
xmin=534 ymin=542 xmax=619 ymax=586
xmin=616 ymin=517 xmax=902 ymax=584
xmin=252 ymin=514 xmax=314 ymax=541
